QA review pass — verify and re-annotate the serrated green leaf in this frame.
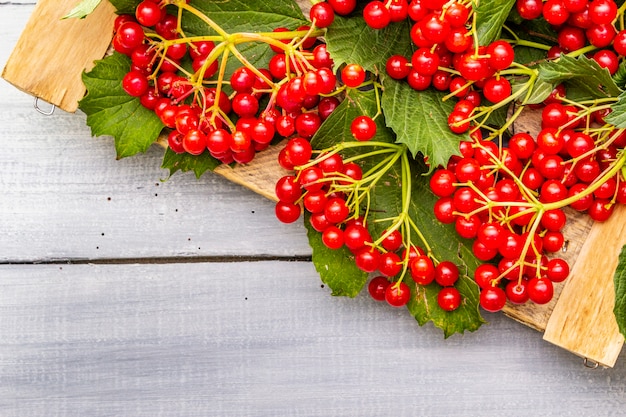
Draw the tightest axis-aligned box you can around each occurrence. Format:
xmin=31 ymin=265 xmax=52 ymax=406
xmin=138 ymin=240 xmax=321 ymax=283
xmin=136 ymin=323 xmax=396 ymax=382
xmin=62 ymin=0 xmax=102 ymax=19
xmin=613 ymin=245 xmax=626 ymax=339
xmin=161 ymin=147 xmax=221 ymax=178
xmin=536 ymin=55 xmax=622 ymax=101
xmin=606 ymin=91 xmax=626 ymax=128
xmin=613 ymin=60 xmax=626 ymax=90
xmin=324 ymin=12 xmax=413 ymax=74
xmin=79 ymin=53 xmax=164 ymax=159
xmin=308 ymin=88 xmax=484 ymax=336
xmin=409 ymin=276 xmax=484 ymax=338
xmin=475 ymin=0 xmax=516 ymax=45
xmin=381 ymin=78 xmax=467 ymax=169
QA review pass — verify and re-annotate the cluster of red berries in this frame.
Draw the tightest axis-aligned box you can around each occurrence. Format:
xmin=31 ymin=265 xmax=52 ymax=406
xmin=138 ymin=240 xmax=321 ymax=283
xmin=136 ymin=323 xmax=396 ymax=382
xmin=378 ymin=0 xmax=516 ymax=114
xmin=348 ymin=0 xmax=626 ymax=312
xmin=275 ymin=139 xmax=465 ymax=312
xmin=371 ymin=0 xmax=626 ymax=136
xmin=113 ymin=0 xmax=342 ymax=164
xmin=430 ymin=120 xmax=626 ymax=312
xmin=519 ymin=0 xmax=626 ymax=66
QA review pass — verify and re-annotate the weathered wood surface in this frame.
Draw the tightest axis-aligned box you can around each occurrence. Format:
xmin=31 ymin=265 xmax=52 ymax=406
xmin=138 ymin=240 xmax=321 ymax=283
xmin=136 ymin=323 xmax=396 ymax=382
xmin=2 ymin=262 xmax=625 ymax=417
xmin=2 ymin=3 xmax=626 ymax=416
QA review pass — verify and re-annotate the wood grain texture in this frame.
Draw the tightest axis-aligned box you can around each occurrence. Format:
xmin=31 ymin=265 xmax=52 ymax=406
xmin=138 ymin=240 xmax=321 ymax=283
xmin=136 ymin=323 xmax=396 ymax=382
xmin=1 ymin=262 xmax=625 ymax=417
xmin=0 ymin=86 xmax=311 ymax=261
xmin=0 ymin=9 xmax=311 ymax=262
xmin=1 ymin=0 xmax=116 ymax=112
xmin=544 ymin=204 xmax=626 ymax=367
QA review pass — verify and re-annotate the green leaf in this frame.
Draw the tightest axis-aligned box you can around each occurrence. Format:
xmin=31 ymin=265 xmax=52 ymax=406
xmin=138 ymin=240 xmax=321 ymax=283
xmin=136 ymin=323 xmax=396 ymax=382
xmin=524 ymin=78 xmax=555 ymax=105
xmin=409 ymin=275 xmax=484 ymax=338
xmin=381 ymin=78 xmax=467 ymax=169
xmin=305 ymin=214 xmax=368 ymax=297
xmin=475 ymin=0 xmax=517 ymax=45
xmin=161 ymin=147 xmax=221 ymax=178
xmin=190 ymin=0 xmax=306 ymax=24
xmin=79 ymin=53 xmax=164 ymax=159
xmin=181 ymin=0 xmax=308 ymax=79
xmin=605 ymin=91 xmax=626 ymax=128
xmin=62 ymin=0 xmax=102 ymax=19
xmin=108 ymin=0 xmax=138 ymax=14
xmin=513 ymin=46 xmax=552 ymax=67
xmin=308 ymin=88 xmax=484 ymax=336
xmin=108 ymin=0 xmax=141 ymax=14
xmin=612 ymin=60 xmax=626 ymax=90
xmin=324 ymin=12 xmax=414 ymax=74
xmin=613 ymin=245 xmax=626 ymax=339
xmin=536 ymin=55 xmax=622 ymax=101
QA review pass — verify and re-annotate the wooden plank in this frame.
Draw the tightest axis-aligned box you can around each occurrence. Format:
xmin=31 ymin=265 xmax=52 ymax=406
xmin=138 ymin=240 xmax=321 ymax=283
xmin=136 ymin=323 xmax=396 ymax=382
xmin=0 ymin=79 xmax=312 ymax=262
xmin=1 ymin=262 xmax=626 ymax=417
xmin=1 ymin=0 xmax=117 ymax=112
xmin=543 ymin=204 xmax=626 ymax=368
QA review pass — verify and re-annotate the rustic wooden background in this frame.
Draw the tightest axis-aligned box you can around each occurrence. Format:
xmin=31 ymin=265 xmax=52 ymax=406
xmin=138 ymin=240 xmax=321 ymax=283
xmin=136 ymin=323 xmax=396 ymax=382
xmin=1 ymin=2 xmax=626 ymax=416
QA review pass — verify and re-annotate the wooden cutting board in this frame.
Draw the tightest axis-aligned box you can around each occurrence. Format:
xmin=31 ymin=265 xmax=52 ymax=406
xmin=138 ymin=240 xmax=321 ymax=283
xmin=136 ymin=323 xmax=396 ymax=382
xmin=3 ymin=0 xmax=624 ymax=367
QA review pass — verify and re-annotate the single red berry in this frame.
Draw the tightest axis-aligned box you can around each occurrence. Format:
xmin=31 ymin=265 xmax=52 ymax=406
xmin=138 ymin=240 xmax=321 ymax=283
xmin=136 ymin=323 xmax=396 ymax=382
xmin=122 ymin=70 xmax=149 ymax=97
xmin=410 ymin=255 xmax=436 ymax=285
xmin=322 ymin=226 xmax=345 ymax=250
xmin=506 ymin=280 xmax=530 ymax=305
xmin=438 ymin=287 xmax=462 ymax=312
xmin=487 ymin=40 xmax=515 ymax=70
xmin=182 ymin=129 xmax=207 ymax=156
xmin=381 ymin=229 xmax=403 ymax=252
xmin=368 ymin=276 xmax=391 ymax=301
xmin=527 ymin=277 xmax=554 ymax=304
xmin=324 ymin=197 xmax=350 ymax=224
xmin=275 ymin=201 xmax=302 ymax=224
xmin=350 ymin=115 xmax=377 ymax=141
xmin=480 ymin=287 xmax=507 ymax=312
xmin=482 ymin=77 xmax=512 ymax=103
xmin=386 ymin=55 xmax=410 ymax=79
xmin=275 ymin=175 xmax=302 ymax=204
xmin=341 ymin=63 xmax=367 ymax=88
xmin=435 ymin=261 xmax=460 ymax=287
xmin=363 ymin=1 xmax=391 ymax=30
xmin=310 ymin=2 xmax=335 ymax=28
xmin=385 ymin=282 xmax=411 ymax=307
xmin=379 ymin=252 xmax=403 ymax=277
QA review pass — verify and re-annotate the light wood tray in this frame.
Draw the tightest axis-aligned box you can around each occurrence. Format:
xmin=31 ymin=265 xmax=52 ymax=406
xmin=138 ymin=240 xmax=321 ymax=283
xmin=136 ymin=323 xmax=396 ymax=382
xmin=3 ymin=0 xmax=624 ymax=367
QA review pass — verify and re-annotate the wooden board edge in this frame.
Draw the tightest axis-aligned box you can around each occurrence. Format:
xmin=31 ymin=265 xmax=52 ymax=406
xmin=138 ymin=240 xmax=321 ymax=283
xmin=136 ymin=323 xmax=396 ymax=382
xmin=543 ymin=205 xmax=626 ymax=368
xmin=1 ymin=0 xmax=117 ymax=113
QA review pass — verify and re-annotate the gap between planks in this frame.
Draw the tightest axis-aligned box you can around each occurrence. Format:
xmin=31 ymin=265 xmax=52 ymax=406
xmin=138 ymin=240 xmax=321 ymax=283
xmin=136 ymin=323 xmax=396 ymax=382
xmin=0 ymin=255 xmax=313 ymax=265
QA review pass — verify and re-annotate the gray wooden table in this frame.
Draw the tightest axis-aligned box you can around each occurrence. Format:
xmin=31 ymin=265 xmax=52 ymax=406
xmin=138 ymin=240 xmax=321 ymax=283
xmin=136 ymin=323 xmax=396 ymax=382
xmin=1 ymin=3 xmax=626 ymax=416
